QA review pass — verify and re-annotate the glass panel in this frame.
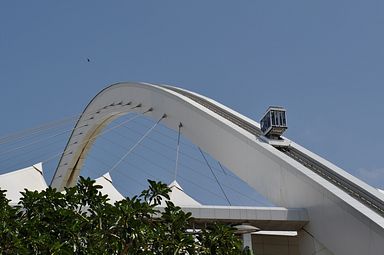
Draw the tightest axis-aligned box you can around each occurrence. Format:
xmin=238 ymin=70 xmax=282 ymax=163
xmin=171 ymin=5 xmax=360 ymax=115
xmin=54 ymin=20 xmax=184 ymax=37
xmin=275 ymin=112 xmax=279 ymax=126
xmin=268 ymin=112 xmax=271 ymax=128
xmin=276 ymin=112 xmax=280 ymax=126
xmin=261 ymin=118 xmax=265 ymax=132
xmin=275 ymin=112 xmax=278 ymax=126
xmin=261 ymin=113 xmax=270 ymax=133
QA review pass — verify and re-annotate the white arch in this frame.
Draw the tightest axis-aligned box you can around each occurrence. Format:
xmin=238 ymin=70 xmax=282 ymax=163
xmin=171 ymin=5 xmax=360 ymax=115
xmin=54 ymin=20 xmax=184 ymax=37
xmin=51 ymin=82 xmax=384 ymax=255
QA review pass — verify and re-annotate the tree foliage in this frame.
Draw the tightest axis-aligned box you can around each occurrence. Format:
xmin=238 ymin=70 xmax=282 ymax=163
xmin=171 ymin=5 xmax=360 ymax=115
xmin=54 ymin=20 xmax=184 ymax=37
xmin=0 ymin=177 xmax=243 ymax=254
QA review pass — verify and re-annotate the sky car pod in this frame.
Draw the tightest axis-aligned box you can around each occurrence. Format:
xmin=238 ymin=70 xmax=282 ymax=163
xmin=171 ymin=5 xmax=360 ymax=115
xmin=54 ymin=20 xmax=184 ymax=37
xmin=260 ymin=106 xmax=287 ymax=139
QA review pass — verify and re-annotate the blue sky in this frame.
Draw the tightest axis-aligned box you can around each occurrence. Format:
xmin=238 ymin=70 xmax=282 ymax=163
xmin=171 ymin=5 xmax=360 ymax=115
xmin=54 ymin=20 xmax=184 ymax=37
xmin=0 ymin=1 xmax=383 ymax=198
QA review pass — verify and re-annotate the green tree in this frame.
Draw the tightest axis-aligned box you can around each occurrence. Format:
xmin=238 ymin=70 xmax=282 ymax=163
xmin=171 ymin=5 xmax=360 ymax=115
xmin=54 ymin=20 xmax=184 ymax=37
xmin=198 ymin=222 xmax=242 ymax=255
xmin=0 ymin=190 xmax=26 ymax=253
xmin=0 ymin=177 xmax=243 ymax=254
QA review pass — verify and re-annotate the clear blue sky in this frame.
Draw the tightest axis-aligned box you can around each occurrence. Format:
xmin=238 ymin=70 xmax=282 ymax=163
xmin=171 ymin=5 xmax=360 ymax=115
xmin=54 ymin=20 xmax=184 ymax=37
xmin=0 ymin=1 xmax=383 ymax=195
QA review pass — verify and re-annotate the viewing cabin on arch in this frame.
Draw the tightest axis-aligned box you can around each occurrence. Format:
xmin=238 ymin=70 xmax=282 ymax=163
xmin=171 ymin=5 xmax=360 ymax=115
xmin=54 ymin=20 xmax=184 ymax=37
xmin=260 ymin=106 xmax=290 ymax=147
xmin=260 ymin=106 xmax=287 ymax=138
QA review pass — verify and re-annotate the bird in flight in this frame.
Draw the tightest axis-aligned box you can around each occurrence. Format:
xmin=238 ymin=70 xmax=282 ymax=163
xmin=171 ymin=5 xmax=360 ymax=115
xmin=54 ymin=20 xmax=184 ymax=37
xmin=87 ymin=58 xmax=90 ymax=62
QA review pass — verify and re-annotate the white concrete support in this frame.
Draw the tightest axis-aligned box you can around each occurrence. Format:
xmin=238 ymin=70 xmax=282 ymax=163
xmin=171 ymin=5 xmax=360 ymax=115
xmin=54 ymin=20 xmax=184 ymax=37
xmin=298 ymin=230 xmax=334 ymax=255
xmin=180 ymin=206 xmax=308 ymax=231
xmin=243 ymin=233 xmax=253 ymax=251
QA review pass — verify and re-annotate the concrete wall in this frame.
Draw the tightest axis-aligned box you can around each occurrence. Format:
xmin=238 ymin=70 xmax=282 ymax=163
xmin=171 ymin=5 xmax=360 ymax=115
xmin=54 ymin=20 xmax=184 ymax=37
xmin=252 ymin=234 xmax=299 ymax=255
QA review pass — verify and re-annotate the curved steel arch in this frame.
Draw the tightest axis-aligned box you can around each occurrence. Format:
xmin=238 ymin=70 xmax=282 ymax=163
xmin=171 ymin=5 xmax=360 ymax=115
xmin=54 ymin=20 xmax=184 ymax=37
xmin=51 ymin=82 xmax=267 ymax=190
xmin=52 ymin=82 xmax=384 ymax=255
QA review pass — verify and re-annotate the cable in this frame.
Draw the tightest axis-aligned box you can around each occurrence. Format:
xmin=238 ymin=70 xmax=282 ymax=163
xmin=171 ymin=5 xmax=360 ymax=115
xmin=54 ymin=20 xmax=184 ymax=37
xmin=0 ymin=114 xmax=80 ymax=145
xmin=0 ymin=125 xmax=86 ymax=156
xmin=120 ymin=124 xmax=228 ymax=173
xmin=49 ymin=111 xmax=144 ymax=186
xmin=85 ymin=153 xmax=149 ymax=188
xmin=218 ymin=161 xmax=227 ymax=175
xmin=0 ymin=100 xmax=133 ymax=146
xmin=110 ymin=152 xmax=229 ymax=203
xmin=84 ymin=137 xmax=272 ymax=206
xmin=0 ymin=146 xmax=65 ymax=174
xmin=0 ymin=110 xmax=136 ymax=157
xmin=82 ymin=120 xmax=231 ymax=202
xmin=56 ymin=110 xmax=145 ymax=165
xmin=174 ymin=123 xmax=182 ymax=181
xmin=108 ymin=114 xmax=166 ymax=173
xmin=126 ymin=117 xmax=196 ymax=150
xmin=92 ymin=138 xmax=270 ymax=205
xmin=198 ymin=147 xmax=232 ymax=206
xmin=99 ymin=123 xmax=272 ymax=206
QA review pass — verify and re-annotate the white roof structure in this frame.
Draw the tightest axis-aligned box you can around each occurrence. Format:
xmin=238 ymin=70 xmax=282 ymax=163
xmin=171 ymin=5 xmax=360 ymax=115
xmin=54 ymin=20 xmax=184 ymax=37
xmin=0 ymin=163 xmax=48 ymax=204
xmin=94 ymin=172 xmax=124 ymax=204
xmin=0 ymin=164 xmax=125 ymax=205
xmin=159 ymin=180 xmax=202 ymax=207
xmin=0 ymin=163 xmax=198 ymax=207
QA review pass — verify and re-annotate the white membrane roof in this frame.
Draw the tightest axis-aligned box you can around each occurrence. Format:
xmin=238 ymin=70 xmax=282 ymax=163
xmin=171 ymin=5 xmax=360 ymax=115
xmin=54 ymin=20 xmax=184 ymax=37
xmin=94 ymin=172 xmax=124 ymax=204
xmin=0 ymin=163 xmax=48 ymax=204
xmin=159 ymin=180 xmax=202 ymax=207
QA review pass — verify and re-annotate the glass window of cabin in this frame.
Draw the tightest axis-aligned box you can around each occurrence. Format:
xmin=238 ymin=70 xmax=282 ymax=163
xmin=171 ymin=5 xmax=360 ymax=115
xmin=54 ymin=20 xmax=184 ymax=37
xmin=271 ymin=111 xmax=275 ymax=125
xmin=267 ymin=112 xmax=271 ymax=128
xmin=261 ymin=114 xmax=267 ymax=132
xmin=261 ymin=118 xmax=265 ymax=131
xmin=276 ymin=111 xmax=279 ymax=126
xmin=276 ymin=112 xmax=280 ymax=126
xmin=275 ymin=111 xmax=279 ymax=126
xmin=277 ymin=111 xmax=281 ymax=127
xmin=262 ymin=112 xmax=269 ymax=130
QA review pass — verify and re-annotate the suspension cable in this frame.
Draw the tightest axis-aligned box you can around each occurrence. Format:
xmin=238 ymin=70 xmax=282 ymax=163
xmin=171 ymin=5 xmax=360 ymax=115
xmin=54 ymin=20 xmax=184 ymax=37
xmin=0 ymin=101 xmax=133 ymax=146
xmin=174 ymin=122 xmax=182 ymax=181
xmin=0 ymin=114 xmax=80 ymax=145
xmin=127 ymin=119 xmax=196 ymax=150
xmin=91 ymin=133 xmax=271 ymax=205
xmin=218 ymin=161 xmax=228 ymax=175
xmin=56 ymin=107 xmax=149 ymax=163
xmin=49 ymin=108 xmax=152 ymax=186
xmin=0 ymin=109 xmax=137 ymax=158
xmin=120 ymin=124 xmax=229 ymax=172
xmin=102 ymin=129 xmax=252 ymax=200
xmin=0 ymin=103 xmax=139 ymax=155
xmin=0 ymin=126 xmax=86 ymax=157
xmin=108 ymin=114 xmax=166 ymax=173
xmin=198 ymin=147 xmax=231 ymax=206
xmin=83 ymin=119 xmax=271 ymax=206
xmin=0 ymin=113 xmax=140 ymax=172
